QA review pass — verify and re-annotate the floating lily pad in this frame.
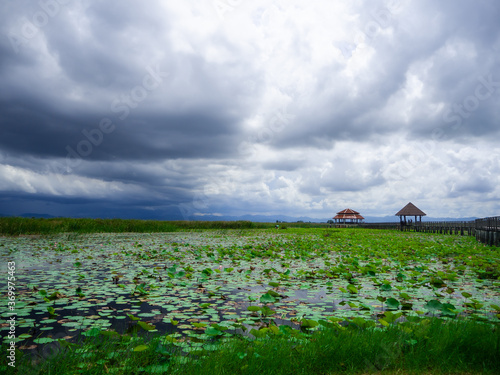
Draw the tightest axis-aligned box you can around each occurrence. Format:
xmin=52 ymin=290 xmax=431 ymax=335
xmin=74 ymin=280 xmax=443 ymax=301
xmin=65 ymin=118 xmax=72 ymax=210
xmin=2 ymin=229 xmax=499 ymax=355
xmin=33 ymin=337 xmax=55 ymax=344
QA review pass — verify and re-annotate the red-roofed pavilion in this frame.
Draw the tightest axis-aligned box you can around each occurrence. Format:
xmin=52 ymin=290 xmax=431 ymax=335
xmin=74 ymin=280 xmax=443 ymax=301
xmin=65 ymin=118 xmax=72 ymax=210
xmin=333 ymin=209 xmax=364 ymax=224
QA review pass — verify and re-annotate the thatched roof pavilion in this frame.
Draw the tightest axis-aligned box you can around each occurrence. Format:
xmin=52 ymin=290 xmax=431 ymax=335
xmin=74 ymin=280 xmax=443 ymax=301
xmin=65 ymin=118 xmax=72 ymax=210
xmin=334 ymin=208 xmax=364 ymax=224
xmin=395 ymin=202 xmax=426 ymax=225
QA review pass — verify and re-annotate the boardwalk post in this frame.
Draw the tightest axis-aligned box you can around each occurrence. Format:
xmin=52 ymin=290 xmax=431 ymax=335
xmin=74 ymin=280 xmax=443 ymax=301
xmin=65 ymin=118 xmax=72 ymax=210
xmin=361 ymin=216 xmax=498 ymax=247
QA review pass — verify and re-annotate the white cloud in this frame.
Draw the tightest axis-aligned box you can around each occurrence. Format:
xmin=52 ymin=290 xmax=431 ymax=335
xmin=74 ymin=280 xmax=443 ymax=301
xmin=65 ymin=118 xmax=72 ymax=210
xmin=0 ymin=163 xmax=141 ymax=198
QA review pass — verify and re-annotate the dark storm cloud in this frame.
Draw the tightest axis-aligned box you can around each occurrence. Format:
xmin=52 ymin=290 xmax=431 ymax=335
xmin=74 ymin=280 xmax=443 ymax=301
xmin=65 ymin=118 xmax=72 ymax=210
xmin=0 ymin=191 xmax=187 ymax=219
xmin=0 ymin=107 xmax=243 ymax=162
xmin=0 ymin=0 xmax=259 ymax=168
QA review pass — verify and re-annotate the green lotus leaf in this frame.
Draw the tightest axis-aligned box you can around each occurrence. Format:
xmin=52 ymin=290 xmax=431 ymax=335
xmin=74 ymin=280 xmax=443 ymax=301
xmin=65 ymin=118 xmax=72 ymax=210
xmin=138 ymin=321 xmax=156 ymax=331
xmin=347 ymin=284 xmax=358 ymax=294
xmin=250 ymin=328 xmax=268 ymax=338
xmin=47 ymin=307 xmax=57 ymax=316
xmin=352 ymin=317 xmax=375 ymax=329
xmin=205 ymin=327 xmax=222 ymax=336
xmin=318 ymin=319 xmax=334 ymax=328
xmin=440 ymin=303 xmax=457 ymax=317
xmin=380 ymin=284 xmax=392 ymax=292
xmin=382 ymin=311 xmax=402 ymax=323
xmin=100 ymin=330 xmax=120 ymax=337
xmin=267 ymin=290 xmax=281 ymax=298
xmin=261 ymin=306 xmax=275 ymax=316
xmin=260 ymin=293 xmax=276 ymax=304
xmin=137 ymin=313 xmax=156 ymax=318
xmin=399 ymin=292 xmax=411 ymax=300
xmin=424 ymin=300 xmax=442 ymax=311
xmin=33 ymin=337 xmax=55 ymax=344
xmin=301 ymin=319 xmax=319 ymax=328
xmin=163 ymin=335 xmax=178 ymax=343
xmin=82 ymin=327 xmax=101 ymax=337
xmin=192 ymin=322 xmax=207 ymax=328
xmin=386 ymin=298 xmax=400 ymax=310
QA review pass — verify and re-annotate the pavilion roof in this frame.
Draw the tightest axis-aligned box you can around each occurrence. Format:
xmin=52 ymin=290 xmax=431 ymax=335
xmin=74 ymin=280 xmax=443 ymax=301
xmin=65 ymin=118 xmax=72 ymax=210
xmin=334 ymin=208 xmax=364 ymax=220
xmin=336 ymin=208 xmax=360 ymax=215
xmin=395 ymin=202 xmax=426 ymax=217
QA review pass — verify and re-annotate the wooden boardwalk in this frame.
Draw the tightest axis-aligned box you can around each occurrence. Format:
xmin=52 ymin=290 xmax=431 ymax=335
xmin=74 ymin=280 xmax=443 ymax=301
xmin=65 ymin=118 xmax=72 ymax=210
xmin=474 ymin=216 xmax=499 ymax=246
xmin=359 ymin=216 xmax=500 ymax=246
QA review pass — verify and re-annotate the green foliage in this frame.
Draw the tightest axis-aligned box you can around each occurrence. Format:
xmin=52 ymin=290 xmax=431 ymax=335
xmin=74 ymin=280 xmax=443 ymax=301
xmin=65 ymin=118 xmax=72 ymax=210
xmin=3 ymin=318 xmax=497 ymax=374
xmin=0 ymin=217 xmax=342 ymax=236
xmin=0 ymin=217 xmax=267 ymax=235
xmin=259 ymin=292 xmax=276 ymax=304
xmin=386 ymin=297 xmax=400 ymax=310
xmin=137 ymin=321 xmax=156 ymax=331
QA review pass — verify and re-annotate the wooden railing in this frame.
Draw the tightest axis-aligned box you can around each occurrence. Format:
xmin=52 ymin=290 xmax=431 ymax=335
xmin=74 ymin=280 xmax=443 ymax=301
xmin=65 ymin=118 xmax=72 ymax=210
xmin=358 ymin=216 xmax=499 ymax=246
xmin=475 ymin=216 xmax=500 ymax=231
xmin=410 ymin=221 xmax=476 ymax=236
xmin=474 ymin=216 xmax=499 ymax=246
xmin=358 ymin=222 xmax=400 ymax=230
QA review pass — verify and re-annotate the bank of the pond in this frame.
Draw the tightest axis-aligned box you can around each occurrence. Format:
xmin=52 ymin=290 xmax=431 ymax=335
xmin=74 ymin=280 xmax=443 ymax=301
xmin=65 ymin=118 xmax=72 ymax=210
xmin=1 ymin=318 xmax=498 ymax=375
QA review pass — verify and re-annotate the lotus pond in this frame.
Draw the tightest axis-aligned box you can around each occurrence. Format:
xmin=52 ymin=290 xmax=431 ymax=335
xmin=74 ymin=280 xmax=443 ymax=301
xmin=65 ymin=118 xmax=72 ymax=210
xmin=1 ymin=228 xmax=499 ymax=357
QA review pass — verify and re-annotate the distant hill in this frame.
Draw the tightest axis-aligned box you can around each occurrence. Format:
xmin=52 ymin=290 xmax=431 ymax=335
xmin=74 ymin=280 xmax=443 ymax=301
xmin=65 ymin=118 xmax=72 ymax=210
xmin=0 ymin=213 xmax=57 ymax=219
xmin=21 ymin=213 xmax=58 ymax=218
xmin=193 ymin=214 xmax=331 ymax=223
xmin=422 ymin=216 xmax=479 ymax=222
xmin=189 ymin=214 xmax=479 ymax=223
xmin=363 ymin=215 xmax=479 ymax=223
xmin=0 ymin=212 xmax=479 ymax=223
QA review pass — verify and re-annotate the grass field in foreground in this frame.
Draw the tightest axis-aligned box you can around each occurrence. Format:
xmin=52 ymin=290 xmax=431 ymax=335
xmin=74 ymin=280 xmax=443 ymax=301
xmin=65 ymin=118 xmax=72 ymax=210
xmin=1 ymin=318 xmax=498 ymax=375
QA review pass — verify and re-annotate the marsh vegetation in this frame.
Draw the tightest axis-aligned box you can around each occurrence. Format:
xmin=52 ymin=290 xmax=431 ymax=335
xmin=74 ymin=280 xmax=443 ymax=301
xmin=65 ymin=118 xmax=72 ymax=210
xmin=1 ymin=221 xmax=499 ymax=374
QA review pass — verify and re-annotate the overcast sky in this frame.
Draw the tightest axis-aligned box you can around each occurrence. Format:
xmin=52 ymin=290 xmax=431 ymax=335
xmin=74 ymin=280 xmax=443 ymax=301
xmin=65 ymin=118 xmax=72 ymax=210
xmin=1 ymin=0 xmax=499 ymax=220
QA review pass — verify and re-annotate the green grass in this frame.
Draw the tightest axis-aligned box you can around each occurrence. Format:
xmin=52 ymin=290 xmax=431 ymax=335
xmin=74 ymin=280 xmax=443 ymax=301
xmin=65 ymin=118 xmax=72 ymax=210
xmin=0 ymin=217 xmax=256 ymax=235
xmin=2 ymin=318 xmax=498 ymax=374
xmin=186 ymin=318 xmax=500 ymax=375
xmin=0 ymin=217 xmax=333 ymax=235
xmin=0 ymin=217 xmax=173 ymax=235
